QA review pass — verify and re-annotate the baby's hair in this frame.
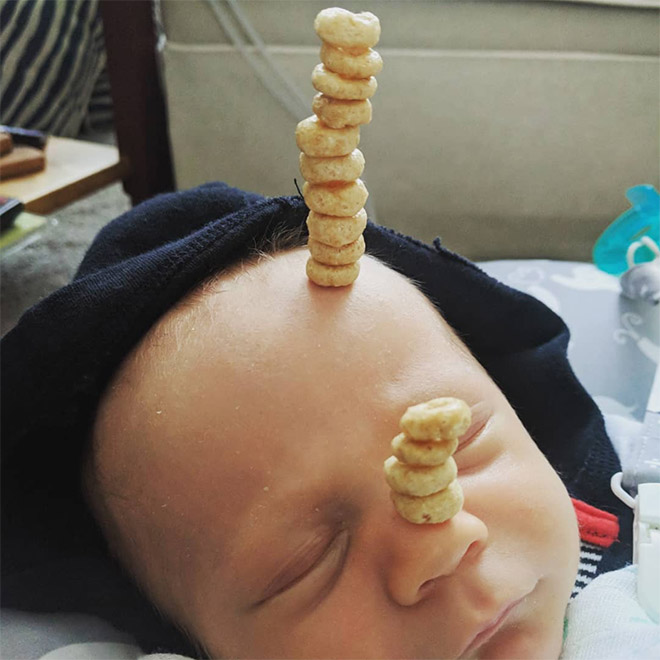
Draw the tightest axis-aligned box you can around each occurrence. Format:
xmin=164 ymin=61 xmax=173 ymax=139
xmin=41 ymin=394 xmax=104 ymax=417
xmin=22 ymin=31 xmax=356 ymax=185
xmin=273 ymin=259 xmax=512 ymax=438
xmin=180 ymin=221 xmax=309 ymax=310
xmin=186 ymin=220 xmax=431 ymax=310
xmin=252 ymin=220 xmax=309 ymax=257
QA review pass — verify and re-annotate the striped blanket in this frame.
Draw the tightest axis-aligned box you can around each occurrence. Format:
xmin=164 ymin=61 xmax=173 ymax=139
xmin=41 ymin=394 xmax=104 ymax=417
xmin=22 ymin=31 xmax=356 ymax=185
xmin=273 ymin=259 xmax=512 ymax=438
xmin=1 ymin=0 xmax=111 ymax=137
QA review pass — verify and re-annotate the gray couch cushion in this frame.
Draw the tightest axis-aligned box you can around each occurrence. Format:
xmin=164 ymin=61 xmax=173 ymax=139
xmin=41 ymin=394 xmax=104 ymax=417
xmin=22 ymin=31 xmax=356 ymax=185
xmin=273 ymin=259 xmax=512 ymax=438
xmin=158 ymin=0 xmax=659 ymax=260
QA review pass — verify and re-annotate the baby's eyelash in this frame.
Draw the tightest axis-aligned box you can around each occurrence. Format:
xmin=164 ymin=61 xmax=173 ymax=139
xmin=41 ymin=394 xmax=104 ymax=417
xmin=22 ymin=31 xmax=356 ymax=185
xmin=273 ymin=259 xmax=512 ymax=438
xmin=296 ymin=528 xmax=351 ymax=608
xmin=255 ymin=528 xmax=349 ymax=607
xmin=257 ymin=533 xmax=331 ymax=604
xmin=457 ymin=410 xmax=492 ymax=452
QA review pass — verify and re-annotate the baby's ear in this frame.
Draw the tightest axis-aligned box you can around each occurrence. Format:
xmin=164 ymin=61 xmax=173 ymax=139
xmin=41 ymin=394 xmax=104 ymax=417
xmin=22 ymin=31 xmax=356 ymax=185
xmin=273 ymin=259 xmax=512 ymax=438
xmin=80 ymin=431 xmax=100 ymax=510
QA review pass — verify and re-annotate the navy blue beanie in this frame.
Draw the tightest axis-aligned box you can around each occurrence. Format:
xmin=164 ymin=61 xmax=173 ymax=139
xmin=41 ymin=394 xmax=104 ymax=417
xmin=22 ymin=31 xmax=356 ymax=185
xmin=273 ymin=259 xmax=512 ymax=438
xmin=1 ymin=182 xmax=631 ymax=655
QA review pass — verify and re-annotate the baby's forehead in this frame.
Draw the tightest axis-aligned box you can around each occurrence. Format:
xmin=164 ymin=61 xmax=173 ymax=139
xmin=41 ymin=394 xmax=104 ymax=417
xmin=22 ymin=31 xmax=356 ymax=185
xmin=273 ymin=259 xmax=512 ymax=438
xmin=104 ymin=248 xmax=461 ymax=438
xmin=119 ymin=250 xmax=470 ymax=433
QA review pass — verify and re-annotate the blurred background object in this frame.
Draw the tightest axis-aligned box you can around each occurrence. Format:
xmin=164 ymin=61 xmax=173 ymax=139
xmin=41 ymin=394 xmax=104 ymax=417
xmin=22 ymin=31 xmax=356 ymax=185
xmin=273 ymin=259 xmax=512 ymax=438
xmin=0 ymin=0 xmax=129 ymax=335
xmin=1 ymin=0 xmax=112 ymax=137
xmin=0 ymin=129 xmax=46 ymax=179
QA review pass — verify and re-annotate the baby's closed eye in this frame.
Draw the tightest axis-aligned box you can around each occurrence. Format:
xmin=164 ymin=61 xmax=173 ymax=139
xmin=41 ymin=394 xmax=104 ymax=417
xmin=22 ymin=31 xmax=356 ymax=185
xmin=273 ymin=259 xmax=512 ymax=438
xmin=253 ymin=527 xmax=350 ymax=614
xmin=454 ymin=403 xmax=497 ymax=472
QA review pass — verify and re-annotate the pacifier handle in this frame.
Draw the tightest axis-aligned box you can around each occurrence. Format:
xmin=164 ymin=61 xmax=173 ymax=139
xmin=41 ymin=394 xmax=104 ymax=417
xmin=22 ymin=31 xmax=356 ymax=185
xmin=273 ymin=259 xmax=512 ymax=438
xmin=626 ymin=236 xmax=660 ymax=270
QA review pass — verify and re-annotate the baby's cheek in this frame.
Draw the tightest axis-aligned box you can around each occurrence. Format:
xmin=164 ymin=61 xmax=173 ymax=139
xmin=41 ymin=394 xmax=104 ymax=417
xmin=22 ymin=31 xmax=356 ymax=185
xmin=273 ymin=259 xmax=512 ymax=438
xmin=461 ymin=433 xmax=578 ymax=570
xmin=508 ymin=447 xmax=580 ymax=570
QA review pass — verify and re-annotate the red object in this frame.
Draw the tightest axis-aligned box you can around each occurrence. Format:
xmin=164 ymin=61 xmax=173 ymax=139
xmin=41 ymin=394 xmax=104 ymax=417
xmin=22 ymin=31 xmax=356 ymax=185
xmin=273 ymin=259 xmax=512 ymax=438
xmin=571 ymin=498 xmax=620 ymax=548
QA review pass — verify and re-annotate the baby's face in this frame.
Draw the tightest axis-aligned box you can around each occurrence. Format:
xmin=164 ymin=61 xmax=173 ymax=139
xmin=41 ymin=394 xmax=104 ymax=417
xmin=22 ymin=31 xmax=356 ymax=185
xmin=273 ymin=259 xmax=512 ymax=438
xmin=92 ymin=249 xmax=579 ymax=659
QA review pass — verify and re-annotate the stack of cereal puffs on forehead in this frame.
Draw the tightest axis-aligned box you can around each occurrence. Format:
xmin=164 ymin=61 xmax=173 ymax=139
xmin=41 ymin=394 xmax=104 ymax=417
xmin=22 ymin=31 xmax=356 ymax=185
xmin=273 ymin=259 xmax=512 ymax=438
xmin=296 ymin=7 xmax=382 ymax=287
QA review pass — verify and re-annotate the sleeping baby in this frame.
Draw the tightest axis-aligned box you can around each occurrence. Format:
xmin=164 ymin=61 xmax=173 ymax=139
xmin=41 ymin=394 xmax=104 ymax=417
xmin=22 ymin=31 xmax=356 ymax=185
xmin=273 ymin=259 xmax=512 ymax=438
xmin=0 ymin=183 xmax=633 ymax=659
xmin=84 ymin=243 xmax=579 ymax=659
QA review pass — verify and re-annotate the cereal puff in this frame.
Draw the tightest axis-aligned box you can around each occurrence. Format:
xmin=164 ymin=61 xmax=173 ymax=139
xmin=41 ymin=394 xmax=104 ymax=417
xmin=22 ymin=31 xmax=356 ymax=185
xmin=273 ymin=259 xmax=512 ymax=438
xmin=296 ymin=8 xmax=381 ymax=287
xmin=384 ymin=397 xmax=471 ymax=524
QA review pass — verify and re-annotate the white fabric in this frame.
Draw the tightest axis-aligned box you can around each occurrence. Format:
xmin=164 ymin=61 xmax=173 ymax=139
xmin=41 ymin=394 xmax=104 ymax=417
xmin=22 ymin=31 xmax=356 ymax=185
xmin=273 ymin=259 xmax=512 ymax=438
xmin=40 ymin=642 xmax=143 ymax=659
xmin=0 ymin=609 xmax=135 ymax=660
xmin=604 ymin=414 xmax=644 ymax=469
xmin=561 ymin=565 xmax=660 ymax=659
xmin=37 ymin=644 xmax=189 ymax=660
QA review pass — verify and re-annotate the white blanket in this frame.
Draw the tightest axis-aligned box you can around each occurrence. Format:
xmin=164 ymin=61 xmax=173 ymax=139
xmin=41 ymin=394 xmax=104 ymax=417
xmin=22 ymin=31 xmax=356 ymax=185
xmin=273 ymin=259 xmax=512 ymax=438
xmin=561 ymin=565 xmax=660 ymax=660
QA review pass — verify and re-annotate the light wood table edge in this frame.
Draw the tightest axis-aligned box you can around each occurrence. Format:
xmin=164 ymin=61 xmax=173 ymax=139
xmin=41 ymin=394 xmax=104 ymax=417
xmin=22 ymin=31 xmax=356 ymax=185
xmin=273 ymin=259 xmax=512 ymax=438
xmin=22 ymin=156 xmax=130 ymax=215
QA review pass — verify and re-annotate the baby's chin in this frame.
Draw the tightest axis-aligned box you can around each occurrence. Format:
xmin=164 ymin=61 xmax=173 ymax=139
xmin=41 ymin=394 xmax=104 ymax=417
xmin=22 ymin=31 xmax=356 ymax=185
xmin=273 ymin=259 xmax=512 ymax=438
xmin=466 ymin=613 xmax=564 ymax=660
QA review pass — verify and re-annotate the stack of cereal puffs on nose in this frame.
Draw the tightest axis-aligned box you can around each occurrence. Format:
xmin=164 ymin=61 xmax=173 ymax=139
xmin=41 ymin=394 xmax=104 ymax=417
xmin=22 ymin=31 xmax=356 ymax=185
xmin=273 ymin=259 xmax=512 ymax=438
xmin=385 ymin=398 xmax=471 ymax=524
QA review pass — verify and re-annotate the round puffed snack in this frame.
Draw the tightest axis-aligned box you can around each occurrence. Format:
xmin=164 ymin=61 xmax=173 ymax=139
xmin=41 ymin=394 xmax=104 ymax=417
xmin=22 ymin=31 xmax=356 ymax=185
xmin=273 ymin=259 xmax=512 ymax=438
xmin=391 ymin=433 xmax=458 ymax=466
xmin=303 ymin=180 xmax=368 ymax=217
xmin=306 ymin=209 xmax=367 ymax=248
xmin=312 ymin=64 xmax=377 ymax=101
xmin=312 ymin=94 xmax=372 ymax=130
xmin=300 ymin=149 xmax=365 ymax=184
xmin=384 ymin=456 xmax=457 ymax=497
xmin=314 ymin=8 xmax=381 ymax=50
xmin=391 ymin=479 xmax=464 ymax=524
xmin=320 ymin=43 xmax=383 ymax=79
xmin=295 ymin=115 xmax=359 ymax=158
xmin=306 ymin=258 xmax=360 ymax=287
xmin=308 ymin=235 xmax=365 ymax=266
xmin=400 ymin=397 xmax=471 ymax=441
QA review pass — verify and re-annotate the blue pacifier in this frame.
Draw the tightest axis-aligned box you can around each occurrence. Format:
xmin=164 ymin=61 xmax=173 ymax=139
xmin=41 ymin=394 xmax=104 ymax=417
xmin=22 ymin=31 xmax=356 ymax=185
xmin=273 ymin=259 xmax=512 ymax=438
xmin=593 ymin=185 xmax=660 ymax=276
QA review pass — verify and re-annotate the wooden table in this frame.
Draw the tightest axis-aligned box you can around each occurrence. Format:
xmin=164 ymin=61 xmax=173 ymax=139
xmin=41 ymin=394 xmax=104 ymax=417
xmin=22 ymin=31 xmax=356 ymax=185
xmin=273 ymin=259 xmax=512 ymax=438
xmin=0 ymin=136 xmax=129 ymax=214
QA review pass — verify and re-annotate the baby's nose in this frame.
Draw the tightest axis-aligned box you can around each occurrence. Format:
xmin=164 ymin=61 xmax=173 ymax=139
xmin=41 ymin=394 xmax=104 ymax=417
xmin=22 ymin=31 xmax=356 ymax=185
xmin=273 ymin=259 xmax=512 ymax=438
xmin=384 ymin=510 xmax=488 ymax=607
